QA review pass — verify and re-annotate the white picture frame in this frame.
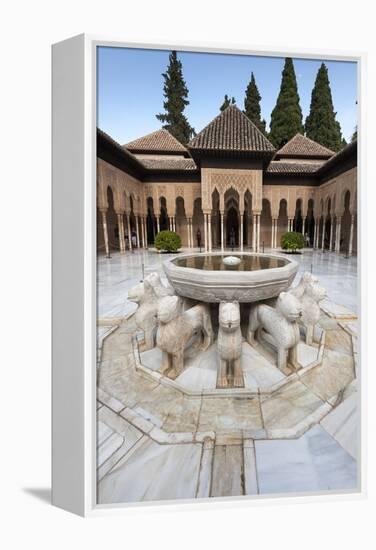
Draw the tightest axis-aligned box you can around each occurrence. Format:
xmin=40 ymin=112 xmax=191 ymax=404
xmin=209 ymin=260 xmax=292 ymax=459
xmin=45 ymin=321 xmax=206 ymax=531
xmin=52 ymin=34 xmax=366 ymax=517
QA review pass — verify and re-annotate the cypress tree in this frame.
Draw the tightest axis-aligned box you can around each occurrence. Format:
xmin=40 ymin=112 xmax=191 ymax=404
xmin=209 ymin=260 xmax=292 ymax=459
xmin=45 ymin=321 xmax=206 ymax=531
xmin=305 ymin=63 xmax=343 ymax=151
xmin=269 ymin=58 xmax=304 ymax=148
xmin=243 ymin=72 xmax=266 ymax=133
xmin=156 ymin=51 xmax=195 ymax=144
xmin=351 ymin=127 xmax=357 ymax=142
xmin=220 ymin=94 xmax=236 ymax=111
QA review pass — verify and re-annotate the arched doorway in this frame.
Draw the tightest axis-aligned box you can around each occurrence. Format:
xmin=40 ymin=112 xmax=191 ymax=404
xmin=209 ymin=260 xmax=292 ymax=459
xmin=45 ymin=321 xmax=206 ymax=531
xmin=224 ymin=188 xmax=240 ymax=248
xmin=341 ymin=190 xmax=351 ymax=252
xmin=294 ymin=199 xmax=303 ymax=233
xmin=226 ymin=206 xmax=239 ymax=247
xmin=192 ymin=198 xmax=204 ymax=248
xmin=159 ymin=197 xmax=169 ymax=231
xmin=307 ymin=199 xmax=315 ymax=246
xmin=244 ymin=190 xmax=252 ymax=248
xmin=146 ymin=197 xmax=155 ymax=244
xmin=260 ymin=198 xmax=272 ymax=247
xmin=175 ymin=196 xmax=187 ymax=245
xmin=277 ymin=199 xmax=288 ymax=246
xmin=107 ymin=186 xmax=119 ymax=250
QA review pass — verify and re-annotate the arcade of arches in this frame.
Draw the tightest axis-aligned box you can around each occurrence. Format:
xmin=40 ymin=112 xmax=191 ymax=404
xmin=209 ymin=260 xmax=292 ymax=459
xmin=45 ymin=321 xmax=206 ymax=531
xmin=97 ymin=109 xmax=357 ymax=258
xmin=97 ymin=160 xmax=357 ymax=258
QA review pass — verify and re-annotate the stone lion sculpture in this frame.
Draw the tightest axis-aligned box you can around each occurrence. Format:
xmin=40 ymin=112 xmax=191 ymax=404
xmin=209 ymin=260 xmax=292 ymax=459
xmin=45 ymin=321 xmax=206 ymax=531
xmin=127 ymin=273 xmax=174 ymax=351
xmin=290 ymin=272 xmax=327 ymax=345
xmin=217 ymin=301 xmax=243 ymax=388
xmin=156 ymin=295 xmax=213 ymax=378
xmin=247 ymin=291 xmax=302 ymax=371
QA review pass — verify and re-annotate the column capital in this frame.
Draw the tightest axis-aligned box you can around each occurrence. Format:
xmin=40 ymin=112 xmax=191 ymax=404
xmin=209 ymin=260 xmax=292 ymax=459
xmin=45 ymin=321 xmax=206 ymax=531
xmin=99 ymin=207 xmax=108 ymax=214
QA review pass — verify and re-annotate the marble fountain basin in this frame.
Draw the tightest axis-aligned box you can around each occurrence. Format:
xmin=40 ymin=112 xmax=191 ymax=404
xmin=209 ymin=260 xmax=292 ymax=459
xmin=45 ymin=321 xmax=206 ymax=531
xmin=163 ymin=252 xmax=299 ymax=303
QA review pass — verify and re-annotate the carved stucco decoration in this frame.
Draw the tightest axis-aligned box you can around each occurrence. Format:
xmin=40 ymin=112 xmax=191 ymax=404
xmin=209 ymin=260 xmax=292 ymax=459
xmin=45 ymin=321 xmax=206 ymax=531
xmin=201 ymin=168 xmax=263 ymax=212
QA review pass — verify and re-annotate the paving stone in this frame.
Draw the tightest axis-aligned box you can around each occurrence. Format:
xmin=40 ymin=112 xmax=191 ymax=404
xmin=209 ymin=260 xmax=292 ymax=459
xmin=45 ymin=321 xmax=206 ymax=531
xmin=255 ymin=425 xmax=357 ymax=495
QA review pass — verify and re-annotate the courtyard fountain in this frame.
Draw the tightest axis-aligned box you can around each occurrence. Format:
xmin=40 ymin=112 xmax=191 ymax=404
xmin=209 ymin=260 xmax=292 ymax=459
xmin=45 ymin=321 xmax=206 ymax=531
xmin=127 ymin=251 xmax=330 ymax=390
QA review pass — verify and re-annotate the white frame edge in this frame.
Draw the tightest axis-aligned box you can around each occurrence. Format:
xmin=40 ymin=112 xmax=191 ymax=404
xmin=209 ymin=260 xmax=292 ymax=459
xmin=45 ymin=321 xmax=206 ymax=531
xmin=52 ymin=33 xmax=366 ymax=517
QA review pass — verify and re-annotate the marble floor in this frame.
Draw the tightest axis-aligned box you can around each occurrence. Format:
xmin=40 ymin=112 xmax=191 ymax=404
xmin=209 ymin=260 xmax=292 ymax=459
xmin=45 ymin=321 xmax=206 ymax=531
xmin=96 ymin=247 xmax=359 ymax=505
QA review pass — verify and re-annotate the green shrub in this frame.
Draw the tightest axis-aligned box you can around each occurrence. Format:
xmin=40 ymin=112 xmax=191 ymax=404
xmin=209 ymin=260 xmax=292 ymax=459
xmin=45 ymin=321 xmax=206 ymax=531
xmin=155 ymin=230 xmax=182 ymax=252
xmin=281 ymin=231 xmax=305 ymax=252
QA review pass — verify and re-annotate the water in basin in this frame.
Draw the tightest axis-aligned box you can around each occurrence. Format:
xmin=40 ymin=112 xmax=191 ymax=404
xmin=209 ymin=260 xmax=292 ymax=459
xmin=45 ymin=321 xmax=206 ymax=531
xmin=173 ymin=254 xmax=287 ymax=271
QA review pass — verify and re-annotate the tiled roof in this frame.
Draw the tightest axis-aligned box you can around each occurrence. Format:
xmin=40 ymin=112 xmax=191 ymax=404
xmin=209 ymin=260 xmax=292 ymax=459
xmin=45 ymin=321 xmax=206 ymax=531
xmin=266 ymin=161 xmax=324 ymax=175
xmin=317 ymin=140 xmax=357 ymax=176
xmin=276 ymin=133 xmax=334 ymax=158
xmin=124 ymin=129 xmax=188 ymax=153
xmin=139 ymin=158 xmax=197 ymax=171
xmin=97 ymin=128 xmax=145 ymax=175
xmin=188 ymin=105 xmax=275 ymax=153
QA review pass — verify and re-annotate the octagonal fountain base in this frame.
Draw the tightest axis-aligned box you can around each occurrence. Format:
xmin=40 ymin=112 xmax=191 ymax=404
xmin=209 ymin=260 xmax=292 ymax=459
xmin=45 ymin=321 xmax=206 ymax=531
xmin=163 ymin=252 xmax=299 ymax=302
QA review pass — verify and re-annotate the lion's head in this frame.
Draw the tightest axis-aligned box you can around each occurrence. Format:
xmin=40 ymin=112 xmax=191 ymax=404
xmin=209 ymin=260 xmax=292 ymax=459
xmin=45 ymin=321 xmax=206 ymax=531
xmin=277 ymin=292 xmax=302 ymax=322
xmin=219 ymin=301 xmax=240 ymax=331
xmin=157 ymin=295 xmax=181 ymax=323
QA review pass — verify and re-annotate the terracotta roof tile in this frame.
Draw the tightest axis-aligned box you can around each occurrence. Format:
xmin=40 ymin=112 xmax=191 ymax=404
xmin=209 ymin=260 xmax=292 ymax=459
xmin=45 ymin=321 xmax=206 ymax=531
xmin=124 ymin=129 xmax=188 ymax=153
xmin=139 ymin=158 xmax=197 ymax=171
xmin=267 ymin=161 xmax=324 ymax=175
xmin=276 ymin=133 xmax=334 ymax=158
xmin=188 ymin=105 xmax=275 ymax=153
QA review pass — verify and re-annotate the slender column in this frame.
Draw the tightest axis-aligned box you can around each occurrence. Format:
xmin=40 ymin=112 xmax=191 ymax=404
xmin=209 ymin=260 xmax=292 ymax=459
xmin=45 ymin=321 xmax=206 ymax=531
xmin=252 ymin=214 xmax=256 ymax=250
xmin=135 ymin=216 xmax=140 ymax=248
xmin=329 ymin=216 xmax=334 ymax=251
xmin=141 ymin=217 xmax=146 ymax=248
xmin=349 ymin=214 xmax=355 ymax=256
xmin=208 ymin=214 xmax=212 ymax=252
xmin=189 ymin=219 xmax=193 ymax=248
xmin=220 ymin=212 xmax=224 ymax=252
xmin=321 ymin=218 xmax=325 ymax=250
xmin=257 ymin=214 xmax=261 ymax=252
xmin=144 ymin=217 xmax=148 ymax=248
xmin=313 ymin=218 xmax=317 ymax=248
xmin=173 ymin=216 xmax=176 ymax=233
xmin=274 ymin=219 xmax=278 ymax=248
xmin=117 ymin=212 xmax=125 ymax=253
xmin=100 ymin=209 xmax=110 ymax=257
xmin=203 ymin=214 xmax=208 ymax=252
xmin=126 ymin=213 xmax=132 ymax=251
xmin=240 ymin=214 xmax=244 ymax=251
xmin=302 ymin=217 xmax=306 ymax=236
xmin=141 ymin=216 xmax=145 ymax=248
xmin=335 ymin=217 xmax=341 ymax=252
xmin=156 ymin=216 xmax=160 ymax=234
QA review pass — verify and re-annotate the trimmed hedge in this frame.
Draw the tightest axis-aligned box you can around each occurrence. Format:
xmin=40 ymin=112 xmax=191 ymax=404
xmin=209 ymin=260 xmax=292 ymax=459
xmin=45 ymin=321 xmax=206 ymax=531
xmin=281 ymin=231 xmax=305 ymax=252
xmin=155 ymin=230 xmax=182 ymax=253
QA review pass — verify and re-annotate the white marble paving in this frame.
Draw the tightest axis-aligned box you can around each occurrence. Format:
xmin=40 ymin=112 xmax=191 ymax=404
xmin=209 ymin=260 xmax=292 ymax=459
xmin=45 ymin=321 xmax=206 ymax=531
xmin=98 ymin=439 xmax=202 ymax=503
xmin=297 ymin=341 xmax=319 ymax=368
xmin=254 ymin=425 xmax=357 ymax=495
xmin=320 ymin=392 xmax=358 ymax=459
xmin=96 ymin=247 xmax=359 ymax=504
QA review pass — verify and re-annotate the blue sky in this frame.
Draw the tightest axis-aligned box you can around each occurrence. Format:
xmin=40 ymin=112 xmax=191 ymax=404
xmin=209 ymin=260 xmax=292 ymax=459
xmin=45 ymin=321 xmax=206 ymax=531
xmin=97 ymin=47 xmax=358 ymax=145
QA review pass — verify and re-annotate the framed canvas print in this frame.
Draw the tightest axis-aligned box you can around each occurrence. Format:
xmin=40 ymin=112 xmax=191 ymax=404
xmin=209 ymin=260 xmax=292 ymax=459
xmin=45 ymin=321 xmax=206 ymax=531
xmin=52 ymin=34 xmax=364 ymax=516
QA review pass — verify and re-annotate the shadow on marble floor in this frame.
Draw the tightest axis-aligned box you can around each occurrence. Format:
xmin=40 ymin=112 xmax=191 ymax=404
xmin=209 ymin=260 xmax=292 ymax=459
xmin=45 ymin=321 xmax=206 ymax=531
xmin=23 ymin=487 xmax=51 ymax=504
